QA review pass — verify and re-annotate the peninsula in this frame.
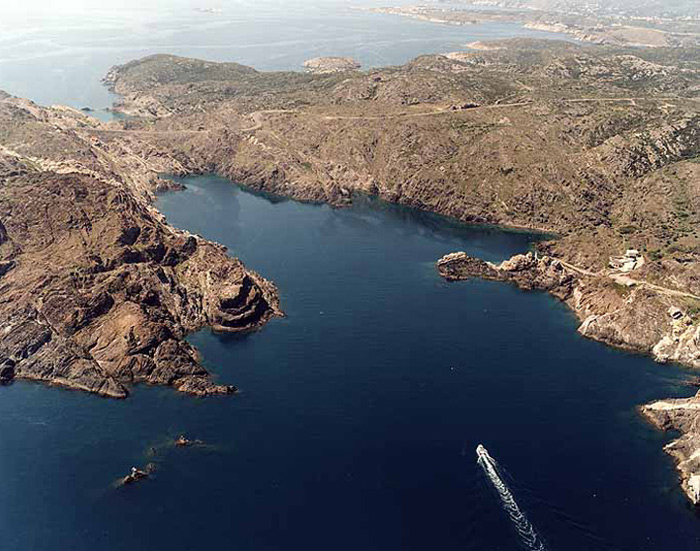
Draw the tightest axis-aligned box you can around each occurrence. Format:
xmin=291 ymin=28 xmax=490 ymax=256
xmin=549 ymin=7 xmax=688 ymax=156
xmin=0 ymin=93 xmax=281 ymax=398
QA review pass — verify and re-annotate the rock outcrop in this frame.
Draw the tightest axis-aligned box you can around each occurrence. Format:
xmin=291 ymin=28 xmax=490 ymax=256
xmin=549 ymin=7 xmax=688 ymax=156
xmin=303 ymin=57 xmax=361 ymax=74
xmin=437 ymin=251 xmax=575 ymax=297
xmin=120 ymin=464 xmax=156 ymax=486
xmin=0 ymin=94 xmax=281 ymax=398
xmin=642 ymin=393 xmax=700 ymax=505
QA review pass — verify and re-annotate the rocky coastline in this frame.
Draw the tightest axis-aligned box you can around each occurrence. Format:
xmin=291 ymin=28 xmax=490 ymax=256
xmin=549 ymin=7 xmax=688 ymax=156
xmin=3 ymin=38 xmax=700 ymax=502
xmin=641 ymin=394 xmax=700 ymax=505
xmin=436 ymin=250 xmax=700 ymax=505
xmin=0 ymin=94 xmax=282 ymax=398
xmin=367 ymin=5 xmax=699 ymax=48
xmin=436 ymin=251 xmax=700 ymax=366
xmin=522 ymin=21 xmax=671 ymax=48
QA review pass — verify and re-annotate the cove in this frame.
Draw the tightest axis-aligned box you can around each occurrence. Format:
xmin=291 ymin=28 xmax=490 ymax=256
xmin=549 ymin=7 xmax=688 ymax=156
xmin=0 ymin=174 xmax=699 ymax=551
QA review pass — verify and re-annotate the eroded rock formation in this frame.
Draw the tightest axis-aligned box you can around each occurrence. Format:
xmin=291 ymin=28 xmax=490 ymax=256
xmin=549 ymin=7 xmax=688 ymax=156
xmin=0 ymin=95 xmax=281 ymax=398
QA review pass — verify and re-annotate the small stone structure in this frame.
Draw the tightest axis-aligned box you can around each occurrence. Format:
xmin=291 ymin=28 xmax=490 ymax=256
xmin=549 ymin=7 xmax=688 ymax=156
xmin=609 ymin=249 xmax=643 ymax=272
xmin=450 ymin=102 xmax=480 ymax=110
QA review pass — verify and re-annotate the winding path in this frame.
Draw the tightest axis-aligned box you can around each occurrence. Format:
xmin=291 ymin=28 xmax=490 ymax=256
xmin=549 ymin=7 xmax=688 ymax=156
xmin=558 ymin=258 xmax=700 ymax=301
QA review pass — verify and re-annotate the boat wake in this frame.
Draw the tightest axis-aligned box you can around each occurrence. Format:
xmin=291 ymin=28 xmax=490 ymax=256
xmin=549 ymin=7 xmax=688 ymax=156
xmin=476 ymin=444 xmax=548 ymax=551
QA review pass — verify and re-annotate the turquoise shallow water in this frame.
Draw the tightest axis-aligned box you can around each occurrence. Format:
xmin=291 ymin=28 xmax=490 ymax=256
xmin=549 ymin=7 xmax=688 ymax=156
xmin=3 ymin=175 xmax=697 ymax=551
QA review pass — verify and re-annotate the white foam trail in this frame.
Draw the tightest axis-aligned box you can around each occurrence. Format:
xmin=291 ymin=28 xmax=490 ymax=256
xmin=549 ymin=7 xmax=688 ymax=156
xmin=477 ymin=444 xmax=548 ymax=551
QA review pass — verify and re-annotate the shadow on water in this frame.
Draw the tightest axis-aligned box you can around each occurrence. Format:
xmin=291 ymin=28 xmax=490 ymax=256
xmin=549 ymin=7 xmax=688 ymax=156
xmin=162 ymin=173 xmax=550 ymax=264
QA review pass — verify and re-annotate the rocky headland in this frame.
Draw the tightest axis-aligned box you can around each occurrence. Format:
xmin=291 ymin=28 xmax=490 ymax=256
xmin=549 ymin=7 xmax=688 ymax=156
xmin=0 ymin=94 xmax=281 ymax=398
xmin=642 ymin=393 xmax=700 ymax=505
xmin=436 ymin=251 xmax=700 ymax=369
xmin=464 ymin=41 xmax=505 ymax=51
xmin=522 ymin=21 xmax=672 ymax=48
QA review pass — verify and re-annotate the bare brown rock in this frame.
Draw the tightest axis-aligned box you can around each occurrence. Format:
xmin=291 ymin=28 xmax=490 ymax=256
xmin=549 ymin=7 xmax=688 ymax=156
xmin=303 ymin=57 xmax=361 ymax=74
xmin=0 ymin=96 xmax=281 ymax=399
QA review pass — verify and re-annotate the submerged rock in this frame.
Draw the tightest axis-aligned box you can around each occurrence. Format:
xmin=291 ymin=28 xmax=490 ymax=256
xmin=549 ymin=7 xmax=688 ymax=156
xmin=175 ymin=434 xmax=205 ymax=447
xmin=121 ymin=463 xmax=156 ymax=486
xmin=175 ymin=435 xmax=191 ymax=447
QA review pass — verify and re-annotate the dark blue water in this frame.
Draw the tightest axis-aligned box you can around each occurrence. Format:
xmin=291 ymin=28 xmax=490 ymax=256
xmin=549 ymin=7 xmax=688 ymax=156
xmin=2 ymin=174 xmax=699 ymax=551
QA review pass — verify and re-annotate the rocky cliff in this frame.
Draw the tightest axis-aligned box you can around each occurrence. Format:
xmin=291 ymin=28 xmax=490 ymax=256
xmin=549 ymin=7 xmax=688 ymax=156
xmin=436 ymin=251 xmax=700 ymax=366
xmin=0 ymin=95 xmax=281 ymax=398
xmin=642 ymin=393 xmax=700 ymax=505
